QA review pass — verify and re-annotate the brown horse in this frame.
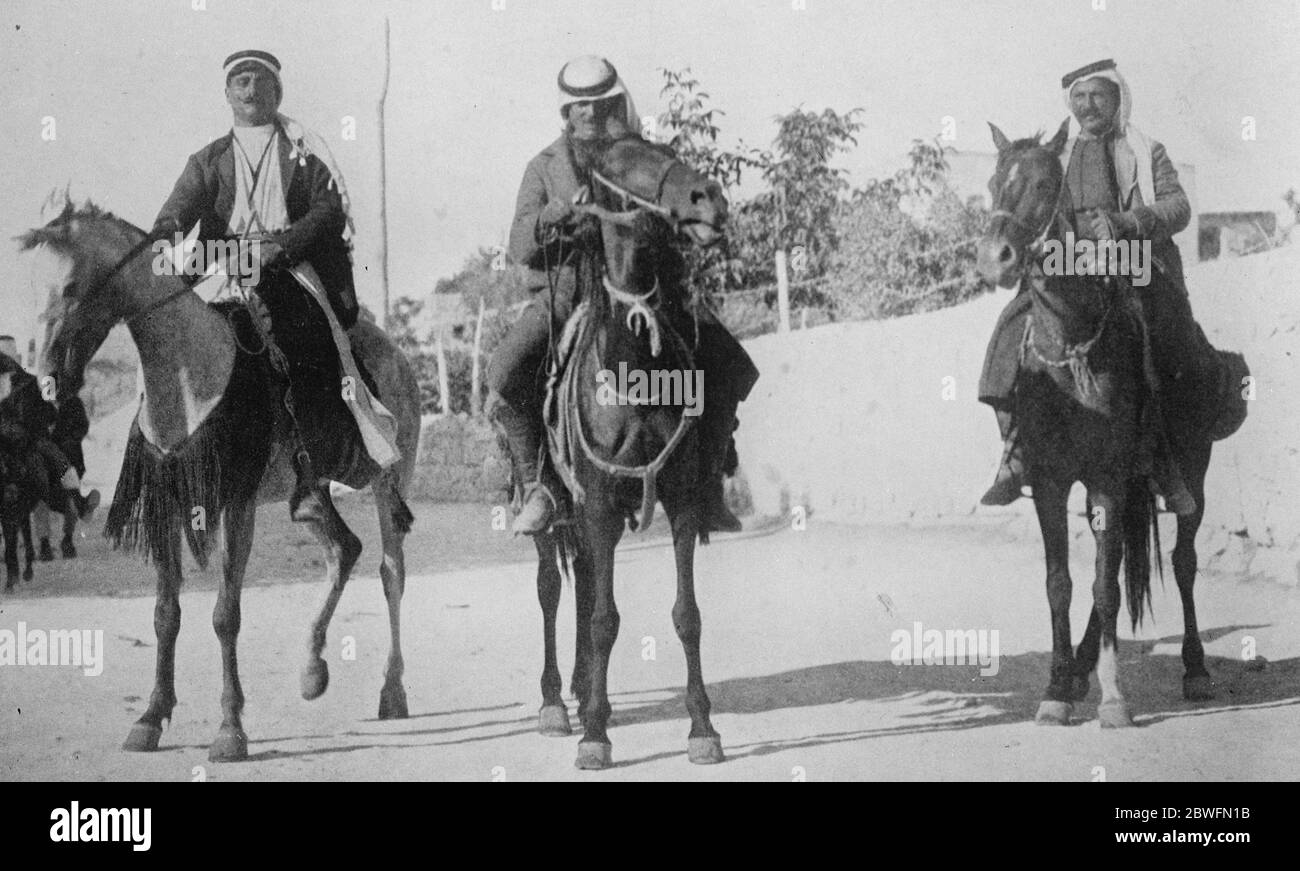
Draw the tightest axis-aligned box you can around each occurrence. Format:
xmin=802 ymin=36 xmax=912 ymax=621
xmin=23 ymin=201 xmax=421 ymax=761
xmin=519 ymin=130 xmax=730 ymax=769
xmin=976 ymin=121 xmax=1232 ymax=727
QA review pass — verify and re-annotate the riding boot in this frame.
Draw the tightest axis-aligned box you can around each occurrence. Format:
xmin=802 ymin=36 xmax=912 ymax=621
xmin=699 ymin=395 xmax=743 ymax=533
xmin=290 ymin=448 xmax=327 ymax=524
xmin=68 ymin=487 xmax=99 ymax=521
xmin=488 ymin=392 xmax=556 ymax=536
xmin=1137 ymin=400 xmax=1197 ymax=516
xmin=980 ymin=408 xmax=1028 ymax=506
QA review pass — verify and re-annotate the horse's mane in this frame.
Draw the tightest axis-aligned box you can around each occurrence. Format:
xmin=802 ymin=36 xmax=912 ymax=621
xmin=18 ymin=197 xmax=146 ymax=253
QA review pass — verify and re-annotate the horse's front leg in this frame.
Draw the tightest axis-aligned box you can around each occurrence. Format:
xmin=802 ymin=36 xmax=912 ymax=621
xmin=575 ymin=512 xmax=621 ymax=770
xmin=570 ymin=541 xmax=594 ymax=725
xmin=1090 ymin=482 xmax=1133 ymax=728
xmin=534 ymin=531 xmax=570 ymax=735
xmin=21 ymin=512 xmax=34 ymax=581
xmin=299 ymin=487 xmax=362 ymax=703
xmin=1032 ymin=476 xmax=1076 ymax=725
xmin=123 ymin=531 xmax=183 ymax=752
xmin=209 ymin=498 xmax=256 ymax=761
xmin=666 ymin=496 xmax=723 ymax=764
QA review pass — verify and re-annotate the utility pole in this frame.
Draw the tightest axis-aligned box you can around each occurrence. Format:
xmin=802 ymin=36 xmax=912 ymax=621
xmin=377 ymin=16 xmax=391 ymax=330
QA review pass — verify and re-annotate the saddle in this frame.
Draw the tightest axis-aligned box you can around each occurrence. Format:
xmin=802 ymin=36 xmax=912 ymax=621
xmin=231 ymin=295 xmax=379 ymax=490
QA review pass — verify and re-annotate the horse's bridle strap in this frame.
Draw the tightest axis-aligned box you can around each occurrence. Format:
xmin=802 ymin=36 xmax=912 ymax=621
xmin=591 ymin=168 xmax=674 ymax=221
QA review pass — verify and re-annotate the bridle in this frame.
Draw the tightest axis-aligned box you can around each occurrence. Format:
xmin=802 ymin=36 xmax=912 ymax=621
xmin=589 ymin=151 xmax=725 ymax=236
xmin=987 ymin=152 xmax=1065 ymax=257
xmin=40 ymin=221 xmax=191 ymax=397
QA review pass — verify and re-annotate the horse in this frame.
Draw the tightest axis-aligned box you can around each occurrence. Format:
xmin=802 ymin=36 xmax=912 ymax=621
xmin=514 ymin=129 xmax=730 ymax=770
xmin=23 ymin=200 xmax=421 ymax=761
xmin=976 ymin=120 xmax=1234 ymax=726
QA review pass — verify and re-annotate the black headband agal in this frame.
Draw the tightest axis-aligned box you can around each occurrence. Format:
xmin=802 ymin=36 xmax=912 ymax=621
xmin=1061 ymin=58 xmax=1116 ymax=90
xmin=223 ymin=50 xmax=282 ymax=77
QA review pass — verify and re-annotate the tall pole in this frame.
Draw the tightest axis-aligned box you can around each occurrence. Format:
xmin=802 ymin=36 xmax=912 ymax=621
xmin=377 ymin=17 xmax=391 ymax=330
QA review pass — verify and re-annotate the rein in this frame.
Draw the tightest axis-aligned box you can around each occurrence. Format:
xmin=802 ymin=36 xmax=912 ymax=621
xmin=591 ymin=161 xmax=723 ymax=235
xmin=591 ymin=167 xmax=674 ymax=222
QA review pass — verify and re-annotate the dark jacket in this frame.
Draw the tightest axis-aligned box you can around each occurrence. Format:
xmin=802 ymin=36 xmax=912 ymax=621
xmin=509 ymin=135 xmax=586 ymax=299
xmin=0 ymin=353 xmax=56 ymax=448
xmin=152 ymin=125 xmax=359 ymax=328
xmin=1056 ymin=135 xmax=1190 ymax=295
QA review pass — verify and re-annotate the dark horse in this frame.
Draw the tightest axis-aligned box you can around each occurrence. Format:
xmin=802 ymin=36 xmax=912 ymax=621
xmin=520 ymin=130 xmax=730 ymax=769
xmin=977 ymin=120 xmax=1242 ymax=726
xmin=24 ymin=201 xmax=422 ymax=761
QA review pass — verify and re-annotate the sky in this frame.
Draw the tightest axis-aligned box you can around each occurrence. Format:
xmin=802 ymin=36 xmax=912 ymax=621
xmin=3 ymin=0 xmax=1297 ymax=351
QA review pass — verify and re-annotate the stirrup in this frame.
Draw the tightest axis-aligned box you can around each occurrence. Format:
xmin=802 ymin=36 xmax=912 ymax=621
xmin=512 ymin=481 xmax=558 ymax=535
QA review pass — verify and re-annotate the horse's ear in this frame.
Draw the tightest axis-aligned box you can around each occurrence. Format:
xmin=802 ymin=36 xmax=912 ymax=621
xmin=1047 ymin=118 xmax=1070 ymax=155
xmin=988 ymin=122 xmax=1011 ymax=153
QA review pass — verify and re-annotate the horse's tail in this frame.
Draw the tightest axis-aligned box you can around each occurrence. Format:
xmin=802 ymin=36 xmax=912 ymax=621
xmin=1122 ymin=477 xmax=1161 ymax=630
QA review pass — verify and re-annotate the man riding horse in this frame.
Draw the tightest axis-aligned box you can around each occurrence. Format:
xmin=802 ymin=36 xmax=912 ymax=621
xmin=487 ymin=55 xmax=759 ymax=535
xmin=152 ymin=50 xmax=399 ymax=523
xmin=978 ymin=58 xmax=1217 ymax=514
xmin=0 ymin=334 xmax=98 ymax=526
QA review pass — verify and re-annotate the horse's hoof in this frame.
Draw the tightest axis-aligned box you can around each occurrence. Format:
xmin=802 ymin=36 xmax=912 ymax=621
xmin=538 ymin=704 xmax=572 ymax=737
xmin=22 ymin=567 xmax=33 ymax=582
xmin=122 ymin=722 xmax=162 ymax=752
xmin=687 ymin=734 xmax=725 ymax=765
xmin=300 ymin=658 xmax=329 ymax=701
xmin=1183 ymin=674 xmax=1214 ymax=701
xmin=1070 ymin=675 xmax=1091 ymax=702
xmin=208 ymin=726 xmax=249 ymax=762
xmin=1035 ymin=700 xmax=1072 ymax=725
xmin=378 ymin=684 xmax=409 ymax=720
xmin=575 ymin=741 xmax=613 ymax=770
xmin=1098 ymin=700 xmax=1135 ymax=729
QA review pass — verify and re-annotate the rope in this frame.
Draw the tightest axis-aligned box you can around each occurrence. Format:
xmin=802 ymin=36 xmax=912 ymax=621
xmin=1022 ymin=285 xmax=1115 ymax=401
xmin=559 ymin=308 xmax=697 ymax=531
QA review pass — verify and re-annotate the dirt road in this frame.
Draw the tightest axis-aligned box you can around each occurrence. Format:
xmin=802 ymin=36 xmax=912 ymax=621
xmin=1 ymin=499 xmax=1296 ymax=781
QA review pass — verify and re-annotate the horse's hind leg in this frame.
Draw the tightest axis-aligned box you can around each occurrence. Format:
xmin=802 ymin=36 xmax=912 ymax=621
xmin=1176 ymin=444 xmax=1213 ymax=700
xmin=1032 ymin=477 xmax=1076 ymax=725
xmin=374 ymin=474 xmax=409 ymax=720
xmin=210 ymin=497 xmax=257 ymax=762
xmin=21 ymin=512 xmax=34 ymax=581
xmin=665 ymin=496 xmax=723 ymax=764
xmin=300 ymin=487 xmax=363 ymax=704
xmin=1072 ymin=607 xmax=1100 ymax=702
xmin=534 ymin=531 xmax=570 ymax=736
xmin=123 ymin=531 xmax=183 ymax=752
